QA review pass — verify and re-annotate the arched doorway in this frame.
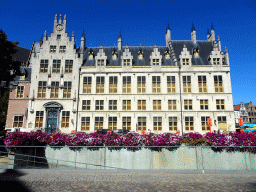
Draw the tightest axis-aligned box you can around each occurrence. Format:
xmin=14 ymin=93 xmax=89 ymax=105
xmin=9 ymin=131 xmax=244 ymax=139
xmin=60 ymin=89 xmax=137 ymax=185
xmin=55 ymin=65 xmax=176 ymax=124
xmin=43 ymin=102 xmax=63 ymax=134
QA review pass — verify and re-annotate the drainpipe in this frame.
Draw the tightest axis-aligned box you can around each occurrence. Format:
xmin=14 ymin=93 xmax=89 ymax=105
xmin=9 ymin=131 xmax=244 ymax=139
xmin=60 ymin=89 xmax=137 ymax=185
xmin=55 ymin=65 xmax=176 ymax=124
xmin=178 ymin=65 xmax=183 ymax=135
xmin=75 ymin=67 xmax=81 ymax=132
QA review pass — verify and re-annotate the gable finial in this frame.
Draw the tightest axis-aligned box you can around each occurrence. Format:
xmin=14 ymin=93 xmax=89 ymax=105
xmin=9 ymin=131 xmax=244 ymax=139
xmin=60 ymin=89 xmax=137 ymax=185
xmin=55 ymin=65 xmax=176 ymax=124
xmin=207 ymin=28 xmax=210 ymax=35
xmin=167 ymin=22 xmax=170 ymax=30
xmin=118 ymin=30 xmax=122 ymax=38
xmin=211 ymin=23 xmax=214 ymax=30
xmin=81 ymin=28 xmax=85 ymax=37
xmin=55 ymin=14 xmax=57 ymax=20
xmin=64 ymin=14 xmax=66 ymax=20
xmin=191 ymin=22 xmax=195 ymax=32
xmin=72 ymin=31 xmax=74 ymax=37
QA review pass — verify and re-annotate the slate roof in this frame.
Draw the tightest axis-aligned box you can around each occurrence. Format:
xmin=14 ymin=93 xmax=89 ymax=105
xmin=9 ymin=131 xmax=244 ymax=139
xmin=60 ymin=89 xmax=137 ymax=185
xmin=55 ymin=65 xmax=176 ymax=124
xmin=10 ymin=67 xmax=32 ymax=86
xmin=12 ymin=46 xmax=30 ymax=64
xmin=82 ymin=40 xmax=220 ymax=67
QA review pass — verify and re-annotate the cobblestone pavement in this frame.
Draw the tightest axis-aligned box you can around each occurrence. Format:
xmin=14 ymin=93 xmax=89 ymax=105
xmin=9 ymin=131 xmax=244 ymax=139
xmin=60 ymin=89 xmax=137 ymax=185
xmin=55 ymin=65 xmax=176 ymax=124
xmin=0 ymin=169 xmax=256 ymax=191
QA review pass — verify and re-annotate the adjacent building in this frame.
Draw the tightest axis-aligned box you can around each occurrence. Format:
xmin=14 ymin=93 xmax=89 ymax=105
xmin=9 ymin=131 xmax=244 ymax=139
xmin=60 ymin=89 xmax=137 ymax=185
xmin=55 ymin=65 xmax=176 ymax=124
xmin=245 ymin=101 xmax=256 ymax=124
xmin=5 ymin=67 xmax=31 ymax=132
xmin=12 ymin=14 xmax=235 ymax=134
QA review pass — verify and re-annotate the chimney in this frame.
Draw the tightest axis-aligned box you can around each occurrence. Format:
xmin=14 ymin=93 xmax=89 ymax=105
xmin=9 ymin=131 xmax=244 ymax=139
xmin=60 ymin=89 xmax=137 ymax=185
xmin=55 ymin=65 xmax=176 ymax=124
xmin=118 ymin=31 xmax=122 ymax=50
xmin=224 ymin=46 xmax=229 ymax=65
xmin=80 ymin=29 xmax=85 ymax=52
xmin=165 ymin=23 xmax=171 ymax=47
xmin=191 ymin=23 xmax=196 ymax=44
xmin=210 ymin=24 xmax=215 ymax=42
xmin=217 ymin=36 xmax=221 ymax=51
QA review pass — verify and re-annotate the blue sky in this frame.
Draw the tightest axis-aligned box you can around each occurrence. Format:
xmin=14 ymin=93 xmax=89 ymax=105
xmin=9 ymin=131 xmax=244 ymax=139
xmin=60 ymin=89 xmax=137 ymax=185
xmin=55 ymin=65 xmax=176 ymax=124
xmin=1 ymin=0 xmax=256 ymax=105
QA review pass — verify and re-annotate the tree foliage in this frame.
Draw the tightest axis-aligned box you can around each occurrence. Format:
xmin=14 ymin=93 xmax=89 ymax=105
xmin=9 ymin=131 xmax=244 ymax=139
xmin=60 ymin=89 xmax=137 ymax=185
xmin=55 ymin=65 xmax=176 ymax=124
xmin=0 ymin=29 xmax=22 ymax=130
xmin=0 ymin=29 xmax=21 ymax=85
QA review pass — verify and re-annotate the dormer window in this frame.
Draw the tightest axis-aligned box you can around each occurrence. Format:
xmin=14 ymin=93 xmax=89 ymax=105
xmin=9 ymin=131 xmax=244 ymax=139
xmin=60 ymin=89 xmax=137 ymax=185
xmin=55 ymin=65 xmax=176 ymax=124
xmin=152 ymin=59 xmax=160 ymax=66
xmin=123 ymin=59 xmax=130 ymax=66
xmin=213 ymin=58 xmax=220 ymax=65
xmin=193 ymin=48 xmax=199 ymax=57
xmin=179 ymin=44 xmax=192 ymax=66
xmin=182 ymin=58 xmax=189 ymax=65
xmin=112 ymin=51 xmax=117 ymax=59
xmin=97 ymin=59 xmax=104 ymax=66
xmin=164 ymin=51 xmax=170 ymax=59
xmin=88 ymin=51 xmax=94 ymax=59
xmin=138 ymin=51 xmax=143 ymax=59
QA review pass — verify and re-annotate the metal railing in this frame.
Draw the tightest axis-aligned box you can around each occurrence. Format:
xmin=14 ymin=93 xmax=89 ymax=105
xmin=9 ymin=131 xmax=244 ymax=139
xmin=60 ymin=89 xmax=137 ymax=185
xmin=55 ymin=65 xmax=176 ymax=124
xmin=0 ymin=145 xmax=256 ymax=171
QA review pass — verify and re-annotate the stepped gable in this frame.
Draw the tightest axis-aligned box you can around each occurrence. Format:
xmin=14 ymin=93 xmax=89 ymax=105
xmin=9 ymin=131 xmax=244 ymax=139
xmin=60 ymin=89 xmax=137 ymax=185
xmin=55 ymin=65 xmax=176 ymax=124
xmin=171 ymin=40 xmax=213 ymax=65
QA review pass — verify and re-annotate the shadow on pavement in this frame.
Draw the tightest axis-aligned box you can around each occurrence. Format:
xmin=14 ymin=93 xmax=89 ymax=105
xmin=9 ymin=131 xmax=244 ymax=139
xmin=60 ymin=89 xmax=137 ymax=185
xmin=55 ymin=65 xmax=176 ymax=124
xmin=0 ymin=169 xmax=31 ymax=192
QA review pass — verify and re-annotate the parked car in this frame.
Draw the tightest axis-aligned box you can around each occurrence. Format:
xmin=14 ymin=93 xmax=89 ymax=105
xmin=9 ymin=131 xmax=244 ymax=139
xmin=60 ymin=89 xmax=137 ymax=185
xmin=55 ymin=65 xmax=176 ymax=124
xmin=96 ymin=129 xmax=113 ymax=134
xmin=113 ymin=129 xmax=130 ymax=134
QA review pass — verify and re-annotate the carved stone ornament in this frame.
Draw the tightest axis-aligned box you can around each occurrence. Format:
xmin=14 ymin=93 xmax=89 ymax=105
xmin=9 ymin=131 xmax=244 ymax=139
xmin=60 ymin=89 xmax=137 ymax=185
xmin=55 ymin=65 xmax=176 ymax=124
xmin=56 ymin=24 xmax=63 ymax=31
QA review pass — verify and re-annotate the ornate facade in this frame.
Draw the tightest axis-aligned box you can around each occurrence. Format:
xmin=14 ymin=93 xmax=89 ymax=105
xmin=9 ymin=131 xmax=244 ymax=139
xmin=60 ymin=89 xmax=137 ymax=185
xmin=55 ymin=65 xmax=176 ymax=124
xmin=11 ymin=15 xmax=235 ymax=134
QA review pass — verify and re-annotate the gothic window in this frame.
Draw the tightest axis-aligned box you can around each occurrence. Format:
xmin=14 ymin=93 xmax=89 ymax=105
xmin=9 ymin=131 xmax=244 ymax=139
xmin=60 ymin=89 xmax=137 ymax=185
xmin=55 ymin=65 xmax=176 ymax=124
xmin=123 ymin=76 xmax=131 ymax=93
xmin=108 ymin=117 xmax=117 ymax=130
xmin=109 ymin=76 xmax=117 ymax=93
xmin=169 ymin=117 xmax=177 ymax=131
xmin=81 ymin=117 xmax=90 ymax=131
xmin=95 ymin=100 xmax=104 ymax=110
xmin=52 ymin=60 xmax=61 ymax=73
xmin=167 ymin=76 xmax=175 ymax=93
xmin=214 ymin=76 xmax=223 ymax=93
xmin=201 ymin=116 xmax=210 ymax=131
xmin=95 ymin=117 xmax=103 ymax=130
xmin=35 ymin=111 xmax=44 ymax=128
xmin=50 ymin=82 xmax=59 ymax=98
xmin=59 ymin=46 xmax=66 ymax=53
xmin=184 ymin=100 xmax=193 ymax=110
xmin=16 ymin=86 xmax=24 ymax=98
xmin=109 ymin=100 xmax=117 ymax=111
xmin=200 ymin=100 xmax=209 ymax=110
xmin=122 ymin=117 xmax=131 ymax=130
xmin=153 ymin=100 xmax=161 ymax=110
xmin=198 ymin=76 xmax=207 ymax=93
xmin=61 ymin=111 xmax=70 ymax=128
xmin=82 ymin=100 xmax=91 ymax=110
xmin=138 ymin=100 xmax=146 ymax=110
xmin=185 ymin=117 xmax=194 ymax=131
xmin=38 ymin=81 xmax=47 ymax=98
xmin=183 ymin=76 xmax=191 ymax=93
xmin=153 ymin=117 xmax=162 ymax=131
xmin=63 ymin=82 xmax=72 ymax=98
xmin=13 ymin=116 xmax=23 ymax=128
xmin=83 ymin=77 xmax=91 ymax=93
xmin=137 ymin=76 xmax=146 ymax=93
xmin=65 ymin=60 xmax=73 ymax=73
xmin=152 ymin=76 xmax=161 ymax=93
xmin=50 ymin=45 xmax=56 ymax=53
xmin=96 ymin=77 xmax=104 ymax=93
xmin=138 ymin=117 xmax=146 ymax=131
xmin=168 ymin=100 xmax=177 ymax=110
xmin=40 ymin=60 xmax=48 ymax=73
xmin=122 ymin=100 xmax=131 ymax=110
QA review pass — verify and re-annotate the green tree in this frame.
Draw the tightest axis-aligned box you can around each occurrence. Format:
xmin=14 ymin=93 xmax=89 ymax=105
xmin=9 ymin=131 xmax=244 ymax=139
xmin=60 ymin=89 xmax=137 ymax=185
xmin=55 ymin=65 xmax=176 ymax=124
xmin=0 ymin=29 xmax=21 ymax=87
xmin=0 ymin=29 xmax=22 ymax=131
xmin=0 ymin=90 xmax=9 ymax=130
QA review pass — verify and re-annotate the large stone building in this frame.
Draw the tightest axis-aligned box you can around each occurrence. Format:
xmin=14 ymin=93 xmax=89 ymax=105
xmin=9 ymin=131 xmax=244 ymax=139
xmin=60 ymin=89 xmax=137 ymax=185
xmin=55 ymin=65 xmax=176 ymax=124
xmin=17 ymin=14 xmax=235 ymax=134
